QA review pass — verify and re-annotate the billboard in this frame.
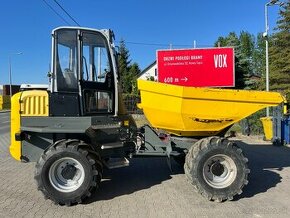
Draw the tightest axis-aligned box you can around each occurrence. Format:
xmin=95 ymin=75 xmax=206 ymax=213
xmin=157 ymin=47 xmax=235 ymax=87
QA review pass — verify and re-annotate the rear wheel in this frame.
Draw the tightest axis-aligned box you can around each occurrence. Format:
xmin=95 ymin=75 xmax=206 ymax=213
xmin=35 ymin=140 xmax=103 ymax=205
xmin=184 ymin=137 xmax=249 ymax=202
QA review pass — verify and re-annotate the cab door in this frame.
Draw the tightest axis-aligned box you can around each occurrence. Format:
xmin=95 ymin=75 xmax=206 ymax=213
xmin=79 ymin=31 xmax=115 ymax=116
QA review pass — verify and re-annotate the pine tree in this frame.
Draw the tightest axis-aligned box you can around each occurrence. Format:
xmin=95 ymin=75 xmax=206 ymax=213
xmin=117 ymin=39 xmax=141 ymax=95
xmin=128 ymin=63 xmax=141 ymax=95
xmin=269 ymin=1 xmax=290 ymax=101
xmin=253 ymin=33 xmax=266 ymax=77
xmin=238 ymin=31 xmax=257 ymax=90
xmin=118 ymin=39 xmax=131 ymax=93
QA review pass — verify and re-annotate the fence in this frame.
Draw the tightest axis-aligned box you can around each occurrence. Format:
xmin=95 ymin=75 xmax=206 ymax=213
xmin=122 ymin=95 xmax=143 ymax=114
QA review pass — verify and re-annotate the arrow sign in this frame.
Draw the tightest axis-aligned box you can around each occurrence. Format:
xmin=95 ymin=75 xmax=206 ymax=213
xmin=181 ymin=77 xmax=188 ymax=82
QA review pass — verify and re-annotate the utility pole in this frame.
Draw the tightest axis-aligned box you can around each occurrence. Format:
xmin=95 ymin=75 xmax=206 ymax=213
xmin=8 ymin=52 xmax=22 ymax=97
xmin=264 ymin=0 xmax=284 ymax=117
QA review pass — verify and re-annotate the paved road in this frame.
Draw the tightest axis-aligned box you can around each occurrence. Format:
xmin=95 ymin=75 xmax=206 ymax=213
xmin=0 ymin=112 xmax=10 ymax=135
xmin=1 ymin=115 xmax=290 ymax=217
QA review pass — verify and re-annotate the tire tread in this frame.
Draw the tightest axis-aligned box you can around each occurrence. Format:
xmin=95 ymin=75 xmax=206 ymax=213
xmin=184 ymin=136 xmax=250 ymax=202
xmin=34 ymin=140 xmax=103 ymax=206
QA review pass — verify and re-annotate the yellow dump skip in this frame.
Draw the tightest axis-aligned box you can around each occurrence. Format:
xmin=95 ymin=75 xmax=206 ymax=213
xmin=138 ymin=80 xmax=285 ymax=137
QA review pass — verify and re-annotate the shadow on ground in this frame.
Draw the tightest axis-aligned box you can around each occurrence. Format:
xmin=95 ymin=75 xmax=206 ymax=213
xmin=85 ymin=140 xmax=290 ymax=203
xmin=234 ymin=140 xmax=290 ymax=200
xmin=84 ymin=157 xmax=184 ymax=204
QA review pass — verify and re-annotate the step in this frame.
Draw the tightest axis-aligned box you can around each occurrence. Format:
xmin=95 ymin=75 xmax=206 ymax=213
xmin=104 ymin=157 xmax=130 ymax=169
xmin=101 ymin=142 xmax=123 ymax=149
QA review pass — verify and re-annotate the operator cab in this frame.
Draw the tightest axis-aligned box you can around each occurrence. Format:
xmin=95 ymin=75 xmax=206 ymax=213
xmin=50 ymin=27 xmax=118 ymax=116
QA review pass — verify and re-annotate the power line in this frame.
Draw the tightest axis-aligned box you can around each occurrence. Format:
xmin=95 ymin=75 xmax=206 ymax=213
xmin=126 ymin=41 xmax=195 ymax=47
xmin=41 ymin=0 xmax=71 ymax=25
xmin=118 ymin=40 xmax=214 ymax=48
xmin=124 ymin=41 xmax=173 ymax=47
xmin=41 ymin=1 xmax=217 ymax=49
xmin=118 ymin=39 xmax=243 ymax=48
xmin=53 ymin=0 xmax=80 ymax=26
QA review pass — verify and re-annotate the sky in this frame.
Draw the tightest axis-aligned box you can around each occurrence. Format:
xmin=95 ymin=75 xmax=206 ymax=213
xmin=0 ymin=0 xmax=283 ymax=85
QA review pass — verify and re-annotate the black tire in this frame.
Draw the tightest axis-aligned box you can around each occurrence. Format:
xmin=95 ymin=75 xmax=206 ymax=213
xmin=184 ymin=137 xmax=249 ymax=202
xmin=35 ymin=139 xmax=103 ymax=206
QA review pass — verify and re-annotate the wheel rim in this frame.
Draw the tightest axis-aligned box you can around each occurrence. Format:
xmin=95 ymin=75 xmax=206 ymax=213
xmin=49 ymin=157 xmax=85 ymax=193
xmin=203 ymin=154 xmax=237 ymax=189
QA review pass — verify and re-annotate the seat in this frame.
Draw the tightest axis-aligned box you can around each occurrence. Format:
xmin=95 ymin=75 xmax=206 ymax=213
xmin=63 ymin=69 xmax=78 ymax=90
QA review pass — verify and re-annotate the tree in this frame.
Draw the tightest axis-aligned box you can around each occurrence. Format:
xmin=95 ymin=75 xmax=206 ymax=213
xmin=252 ymin=33 xmax=266 ymax=80
xmin=117 ymin=39 xmax=141 ymax=95
xmin=126 ymin=63 xmax=141 ymax=95
xmin=269 ymin=1 xmax=290 ymax=101
xmin=238 ymin=31 xmax=257 ymax=90
xmin=118 ymin=39 xmax=131 ymax=93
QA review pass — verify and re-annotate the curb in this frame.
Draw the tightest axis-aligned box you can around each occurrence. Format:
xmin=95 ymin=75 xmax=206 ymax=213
xmin=0 ymin=110 xmax=10 ymax=113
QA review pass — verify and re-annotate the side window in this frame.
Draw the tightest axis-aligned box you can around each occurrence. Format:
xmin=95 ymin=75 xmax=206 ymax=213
xmin=94 ymin=47 xmax=111 ymax=83
xmin=84 ymin=90 xmax=113 ymax=113
xmin=81 ymin=31 xmax=114 ymax=115
xmin=82 ymin=33 xmax=111 ymax=83
xmin=56 ymin=30 xmax=78 ymax=92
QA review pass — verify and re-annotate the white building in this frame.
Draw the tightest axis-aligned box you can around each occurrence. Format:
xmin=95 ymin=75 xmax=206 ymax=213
xmin=0 ymin=85 xmax=3 ymax=95
xmin=137 ymin=61 xmax=157 ymax=81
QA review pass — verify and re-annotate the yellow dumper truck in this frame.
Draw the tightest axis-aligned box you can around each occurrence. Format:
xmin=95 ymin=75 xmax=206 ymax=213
xmin=10 ymin=27 xmax=286 ymax=205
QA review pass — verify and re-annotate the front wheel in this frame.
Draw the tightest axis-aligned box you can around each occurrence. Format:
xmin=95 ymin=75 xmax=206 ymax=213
xmin=35 ymin=140 xmax=103 ymax=205
xmin=184 ymin=137 xmax=249 ymax=202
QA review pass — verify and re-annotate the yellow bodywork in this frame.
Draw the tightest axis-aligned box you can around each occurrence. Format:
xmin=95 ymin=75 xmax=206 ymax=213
xmin=10 ymin=93 xmax=22 ymax=160
xmin=20 ymin=90 xmax=49 ymax=116
xmin=137 ymin=80 xmax=286 ymax=137
xmin=10 ymin=90 xmax=49 ymax=161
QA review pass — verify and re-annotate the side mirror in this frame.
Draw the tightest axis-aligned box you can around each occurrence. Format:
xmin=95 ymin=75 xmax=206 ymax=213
xmin=47 ymin=71 xmax=53 ymax=84
xmin=47 ymin=72 xmax=53 ymax=78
